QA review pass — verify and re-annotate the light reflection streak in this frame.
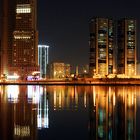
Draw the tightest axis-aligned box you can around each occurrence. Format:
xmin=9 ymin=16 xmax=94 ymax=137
xmin=75 ymin=87 xmax=78 ymax=108
xmin=113 ymin=92 xmax=115 ymax=106
xmin=7 ymin=85 xmax=19 ymax=103
xmin=27 ymin=85 xmax=49 ymax=129
xmin=27 ymin=85 xmax=42 ymax=104
xmin=0 ymin=85 xmax=138 ymax=139
xmin=84 ymin=91 xmax=86 ymax=108
xmin=93 ymin=86 xmax=96 ymax=107
xmin=59 ymin=91 xmax=62 ymax=108
xmin=54 ymin=89 xmax=56 ymax=110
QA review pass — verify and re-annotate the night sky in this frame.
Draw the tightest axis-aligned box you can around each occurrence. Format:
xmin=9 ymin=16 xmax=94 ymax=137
xmin=38 ymin=0 xmax=140 ymax=67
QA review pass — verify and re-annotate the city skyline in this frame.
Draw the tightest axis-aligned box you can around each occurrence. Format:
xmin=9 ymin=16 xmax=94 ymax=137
xmin=0 ymin=0 xmax=140 ymax=77
xmin=0 ymin=1 xmax=140 ymax=139
xmin=38 ymin=0 xmax=140 ymax=67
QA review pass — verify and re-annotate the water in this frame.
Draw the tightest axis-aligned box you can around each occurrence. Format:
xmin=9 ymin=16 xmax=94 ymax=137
xmin=0 ymin=85 xmax=139 ymax=140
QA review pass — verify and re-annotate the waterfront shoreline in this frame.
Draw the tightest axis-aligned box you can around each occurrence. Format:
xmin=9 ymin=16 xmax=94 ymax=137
xmin=0 ymin=78 xmax=140 ymax=85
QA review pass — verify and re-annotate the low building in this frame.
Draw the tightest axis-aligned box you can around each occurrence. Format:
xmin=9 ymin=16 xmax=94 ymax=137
xmin=50 ymin=62 xmax=71 ymax=79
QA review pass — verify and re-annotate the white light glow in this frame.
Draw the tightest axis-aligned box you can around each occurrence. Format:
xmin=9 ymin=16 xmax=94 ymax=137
xmin=7 ymin=85 xmax=19 ymax=103
xmin=14 ymin=35 xmax=31 ymax=39
xmin=38 ymin=99 xmax=49 ymax=129
xmin=27 ymin=86 xmax=43 ymax=104
xmin=7 ymin=75 xmax=19 ymax=79
xmin=16 ymin=8 xmax=31 ymax=13
xmin=16 ymin=4 xmax=31 ymax=14
xmin=38 ymin=45 xmax=49 ymax=48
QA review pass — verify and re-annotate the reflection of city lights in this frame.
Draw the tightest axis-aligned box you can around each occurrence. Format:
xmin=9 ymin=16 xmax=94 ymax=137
xmin=27 ymin=86 xmax=42 ymax=104
xmin=38 ymin=92 xmax=49 ymax=129
xmin=132 ymin=94 xmax=134 ymax=105
xmin=14 ymin=125 xmax=30 ymax=137
xmin=54 ymin=89 xmax=56 ymax=109
xmin=59 ymin=91 xmax=62 ymax=108
xmin=84 ymin=91 xmax=86 ymax=108
xmin=7 ymin=85 xmax=19 ymax=103
xmin=93 ymin=86 xmax=96 ymax=106
xmin=75 ymin=87 xmax=78 ymax=108
xmin=113 ymin=93 xmax=115 ymax=106
xmin=128 ymin=94 xmax=132 ymax=107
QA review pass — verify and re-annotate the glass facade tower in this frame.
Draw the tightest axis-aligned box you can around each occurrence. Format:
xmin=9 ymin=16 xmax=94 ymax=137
xmin=117 ymin=19 xmax=137 ymax=76
xmin=89 ymin=18 xmax=115 ymax=77
xmin=38 ymin=45 xmax=49 ymax=78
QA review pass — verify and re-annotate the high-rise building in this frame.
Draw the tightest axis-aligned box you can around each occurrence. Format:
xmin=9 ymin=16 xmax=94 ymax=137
xmin=38 ymin=45 xmax=49 ymax=78
xmin=117 ymin=19 xmax=137 ymax=76
xmin=1 ymin=0 xmax=39 ymax=78
xmin=89 ymin=18 xmax=115 ymax=77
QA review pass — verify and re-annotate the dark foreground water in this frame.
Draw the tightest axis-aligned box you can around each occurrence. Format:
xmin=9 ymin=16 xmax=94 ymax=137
xmin=0 ymin=85 xmax=140 ymax=140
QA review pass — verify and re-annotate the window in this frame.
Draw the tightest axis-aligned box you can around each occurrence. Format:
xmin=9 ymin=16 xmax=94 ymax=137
xmin=16 ymin=4 xmax=31 ymax=14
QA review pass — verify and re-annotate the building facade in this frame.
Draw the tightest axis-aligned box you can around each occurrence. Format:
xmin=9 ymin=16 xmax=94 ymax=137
xmin=117 ymin=19 xmax=137 ymax=76
xmin=50 ymin=62 xmax=71 ymax=79
xmin=89 ymin=18 xmax=115 ymax=77
xmin=88 ymin=86 xmax=136 ymax=140
xmin=1 ymin=0 xmax=38 ymax=78
xmin=38 ymin=45 xmax=49 ymax=78
xmin=65 ymin=64 xmax=71 ymax=78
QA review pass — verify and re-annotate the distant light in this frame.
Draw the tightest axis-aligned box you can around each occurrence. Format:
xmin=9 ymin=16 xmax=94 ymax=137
xmin=84 ymin=70 xmax=87 ymax=73
xmin=27 ymin=86 xmax=42 ymax=104
xmin=32 ymin=71 xmax=40 ymax=75
xmin=7 ymin=75 xmax=19 ymax=79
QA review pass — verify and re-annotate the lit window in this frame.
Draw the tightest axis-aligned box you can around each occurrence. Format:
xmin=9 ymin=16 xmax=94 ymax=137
xmin=16 ymin=4 xmax=31 ymax=13
xmin=14 ymin=35 xmax=31 ymax=39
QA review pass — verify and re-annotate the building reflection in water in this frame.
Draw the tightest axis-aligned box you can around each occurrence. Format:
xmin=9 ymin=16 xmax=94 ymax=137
xmin=52 ymin=86 xmax=79 ymax=110
xmin=0 ymin=85 xmax=137 ymax=140
xmin=0 ymin=85 xmax=38 ymax=140
xmin=88 ymin=86 xmax=136 ymax=140
xmin=47 ymin=85 xmax=136 ymax=140
xmin=27 ymin=86 xmax=49 ymax=129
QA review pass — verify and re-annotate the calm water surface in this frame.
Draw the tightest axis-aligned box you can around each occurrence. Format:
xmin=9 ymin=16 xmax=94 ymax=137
xmin=0 ymin=85 xmax=140 ymax=140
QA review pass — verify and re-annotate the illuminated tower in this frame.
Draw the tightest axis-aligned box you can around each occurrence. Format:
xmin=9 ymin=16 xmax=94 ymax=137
xmin=89 ymin=18 xmax=115 ymax=77
xmin=1 ymin=0 xmax=39 ymax=77
xmin=117 ymin=19 xmax=137 ymax=76
xmin=38 ymin=45 xmax=49 ymax=78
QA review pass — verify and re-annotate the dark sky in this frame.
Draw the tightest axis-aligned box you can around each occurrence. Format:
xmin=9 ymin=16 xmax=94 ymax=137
xmin=38 ymin=0 xmax=140 ymax=67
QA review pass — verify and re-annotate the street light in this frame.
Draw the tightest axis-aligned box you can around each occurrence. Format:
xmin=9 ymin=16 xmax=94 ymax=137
xmin=113 ymin=69 xmax=116 ymax=74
